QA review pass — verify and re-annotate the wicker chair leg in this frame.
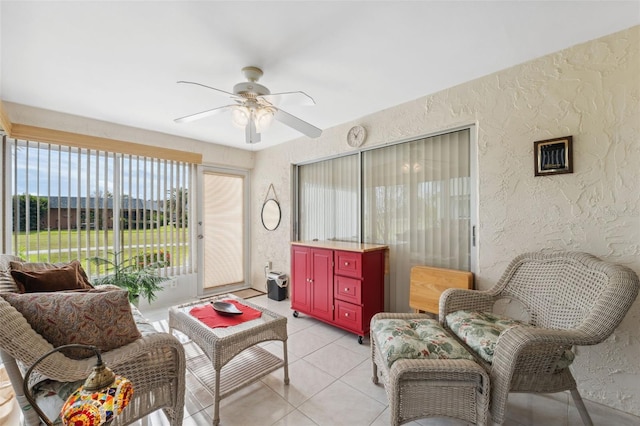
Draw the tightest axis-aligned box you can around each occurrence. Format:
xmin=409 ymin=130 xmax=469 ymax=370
xmin=371 ymin=331 xmax=379 ymax=384
xmin=570 ymin=389 xmax=594 ymax=426
xmin=0 ymin=351 xmax=40 ymax=426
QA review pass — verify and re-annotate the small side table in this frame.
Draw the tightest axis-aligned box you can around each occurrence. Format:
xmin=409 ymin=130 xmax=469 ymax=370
xmin=169 ymin=294 xmax=289 ymax=425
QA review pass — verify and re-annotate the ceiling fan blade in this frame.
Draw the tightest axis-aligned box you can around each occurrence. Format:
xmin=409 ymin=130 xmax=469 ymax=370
xmin=174 ymin=105 xmax=232 ymax=123
xmin=245 ymin=117 xmax=261 ymax=144
xmin=260 ymin=91 xmax=315 ymax=107
xmin=274 ymin=109 xmax=322 ymax=138
xmin=177 ymin=81 xmax=239 ymax=99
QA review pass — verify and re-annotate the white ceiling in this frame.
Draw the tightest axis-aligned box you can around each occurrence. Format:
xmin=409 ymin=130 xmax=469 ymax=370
xmin=1 ymin=1 xmax=638 ymax=151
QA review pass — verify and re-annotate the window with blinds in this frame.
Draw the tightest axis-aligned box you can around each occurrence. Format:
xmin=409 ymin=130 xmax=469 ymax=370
xmin=6 ymin=138 xmax=197 ymax=277
xmin=295 ymin=128 xmax=473 ymax=312
xmin=297 ymin=154 xmax=359 ymax=242
xmin=363 ymin=129 xmax=471 ymax=270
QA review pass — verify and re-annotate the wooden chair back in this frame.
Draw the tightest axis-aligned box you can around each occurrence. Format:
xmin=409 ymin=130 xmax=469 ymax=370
xmin=409 ymin=266 xmax=473 ymax=314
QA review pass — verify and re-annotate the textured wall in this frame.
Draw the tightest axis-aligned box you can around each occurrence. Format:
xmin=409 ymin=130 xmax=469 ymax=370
xmin=251 ymin=26 xmax=640 ymax=415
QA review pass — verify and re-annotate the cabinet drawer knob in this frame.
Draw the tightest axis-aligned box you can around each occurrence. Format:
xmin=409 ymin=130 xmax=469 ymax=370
xmin=345 ymin=313 xmax=349 ymax=317
xmin=344 ymin=262 xmax=349 ymax=266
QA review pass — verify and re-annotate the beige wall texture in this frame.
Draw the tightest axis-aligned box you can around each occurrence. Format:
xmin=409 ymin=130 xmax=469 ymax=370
xmin=250 ymin=26 xmax=640 ymax=415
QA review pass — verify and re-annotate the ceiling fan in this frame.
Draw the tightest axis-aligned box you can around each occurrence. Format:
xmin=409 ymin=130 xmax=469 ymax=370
xmin=174 ymin=66 xmax=322 ymax=144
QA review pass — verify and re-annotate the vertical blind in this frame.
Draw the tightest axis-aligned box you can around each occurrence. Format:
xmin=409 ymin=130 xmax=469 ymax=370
xmin=362 ymin=129 xmax=470 ymax=311
xmin=298 ymin=154 xmax=359 ymax=241
xmin=8 ymin=138 xmax=196 ymax=277
xmin=296 ymin=129 xmax=471 ymax=311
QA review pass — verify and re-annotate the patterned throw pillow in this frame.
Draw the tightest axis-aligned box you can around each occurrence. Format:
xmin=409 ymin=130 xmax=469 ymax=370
xmin=372 ymin=318 xmax=475 ymax=368
xmin=9 ymin=260 xmax=93 ymax=293
xmin=0 ymin=289 xmax=141 ymax=359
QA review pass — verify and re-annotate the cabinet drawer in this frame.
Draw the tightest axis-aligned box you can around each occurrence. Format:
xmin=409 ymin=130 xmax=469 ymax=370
xmin=334 ymin=251 xmax=362 ymax=278
xmin=334 ymin=300 xmax=362 ymax=332
xmin=334 ymin=275 xmax=362 ymax=305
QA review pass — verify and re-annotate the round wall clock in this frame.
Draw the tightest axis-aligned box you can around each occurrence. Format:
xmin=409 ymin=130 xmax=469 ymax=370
xmin=347 ymin=125 xmax=367 ymax=147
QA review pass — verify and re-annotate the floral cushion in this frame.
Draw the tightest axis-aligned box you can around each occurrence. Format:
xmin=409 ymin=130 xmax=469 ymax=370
xmin=0 ymin=289 xmax=141 ymax=359
xmin=32 ymin=379 xmax=84 ymax=425
xmin=445 ymin=310 xmax=575 ymax=370
xmin=372 ymin=318 xmax=475 ymax=368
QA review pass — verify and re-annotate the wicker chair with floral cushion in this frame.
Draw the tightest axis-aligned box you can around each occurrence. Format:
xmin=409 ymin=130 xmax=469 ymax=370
xmin=439 ymin=251 xmax=639 ymax=426
xmin=0 ymin=254 xmax=186 ymax=425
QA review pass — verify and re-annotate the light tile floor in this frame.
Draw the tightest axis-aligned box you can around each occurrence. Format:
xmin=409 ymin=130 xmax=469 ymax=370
xmin=135 ymin=295 xmax=640 ymax=426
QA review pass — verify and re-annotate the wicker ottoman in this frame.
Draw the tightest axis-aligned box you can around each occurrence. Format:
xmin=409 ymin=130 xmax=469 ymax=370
xmin=371 ymin=313 xmax=489 ymax=426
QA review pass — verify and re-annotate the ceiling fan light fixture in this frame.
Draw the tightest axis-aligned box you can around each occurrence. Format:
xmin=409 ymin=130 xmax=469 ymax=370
xmin=231 ymin=105 xmax=250 ymax=128
xmin=176 ymin=66 xmax=322 ymax=143
xmin=255 ymin=107 xmax=275 ymax=133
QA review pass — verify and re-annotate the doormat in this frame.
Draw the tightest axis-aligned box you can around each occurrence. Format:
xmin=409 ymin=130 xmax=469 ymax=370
xmin=229 ymin=288 xmax=266 ymax=300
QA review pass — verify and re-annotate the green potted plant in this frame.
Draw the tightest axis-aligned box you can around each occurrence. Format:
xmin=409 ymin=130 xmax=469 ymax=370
xmin=88 ymin=250 xmax=169 ymax=304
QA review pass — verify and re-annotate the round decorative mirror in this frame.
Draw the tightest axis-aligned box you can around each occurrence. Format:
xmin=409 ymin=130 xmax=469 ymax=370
xmin=261 ymin=198 xmax=281 ymax=231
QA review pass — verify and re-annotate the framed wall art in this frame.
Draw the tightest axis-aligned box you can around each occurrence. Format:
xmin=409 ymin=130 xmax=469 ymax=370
xmin=534 ymin=136 xmax=573 ymax=176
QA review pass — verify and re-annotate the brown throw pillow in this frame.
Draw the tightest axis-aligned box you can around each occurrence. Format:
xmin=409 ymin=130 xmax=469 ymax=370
xmin=0 ymin=289 xmax=141 ymax=359
xmin=9 ymin=260 xmax=93 ymax=293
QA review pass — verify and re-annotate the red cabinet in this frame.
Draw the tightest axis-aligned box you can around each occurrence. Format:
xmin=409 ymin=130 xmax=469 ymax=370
xmin=290 ymin=246 xmax=333 ymax=322
xmin=291 ymin=241 xmax=387 ymax=343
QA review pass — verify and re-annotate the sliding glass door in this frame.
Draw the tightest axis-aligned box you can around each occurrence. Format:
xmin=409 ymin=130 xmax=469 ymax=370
xmin=295 ymin=128 xmax=474 ymax=311
xmin=362 ymin=129 xmax=471 ymax=310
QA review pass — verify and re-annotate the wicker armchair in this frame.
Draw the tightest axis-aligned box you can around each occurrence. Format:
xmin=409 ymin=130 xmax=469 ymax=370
xmin=0 ymin=296 xmax=185 ymax=425
xmin=440 ymin=251 xmax=639 ymax=426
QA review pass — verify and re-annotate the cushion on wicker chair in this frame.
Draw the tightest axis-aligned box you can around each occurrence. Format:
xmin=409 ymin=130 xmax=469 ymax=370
xmin=372 ymin=318 xmax=475 ymax=368
xmin=445 ymin=310 xmax=575 ymax=369
xmin=29 ymin=304 xmax=156 ymax=424
xmin=0 ymin=289 xmax=141 ymax=359
xmin=31 ymin=378 xmax=84 ymax=424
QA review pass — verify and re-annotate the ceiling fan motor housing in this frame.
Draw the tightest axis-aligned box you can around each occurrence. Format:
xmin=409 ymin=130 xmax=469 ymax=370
xmin=233 ymin=81 xmax=270 ymax=98
xmin=234 ymin=66 xmax=270 ymax=98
